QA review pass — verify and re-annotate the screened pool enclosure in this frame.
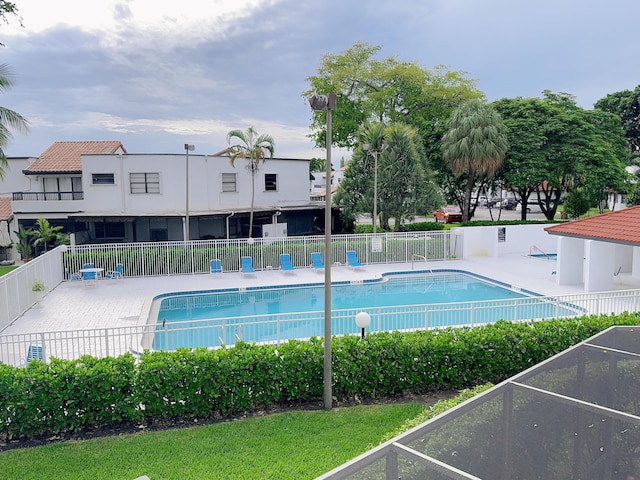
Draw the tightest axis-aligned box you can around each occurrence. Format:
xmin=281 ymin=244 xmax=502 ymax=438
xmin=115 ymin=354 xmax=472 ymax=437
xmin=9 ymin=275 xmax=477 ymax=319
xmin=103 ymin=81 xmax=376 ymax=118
xmin=318 ymin=326 xmax=640 ymax=480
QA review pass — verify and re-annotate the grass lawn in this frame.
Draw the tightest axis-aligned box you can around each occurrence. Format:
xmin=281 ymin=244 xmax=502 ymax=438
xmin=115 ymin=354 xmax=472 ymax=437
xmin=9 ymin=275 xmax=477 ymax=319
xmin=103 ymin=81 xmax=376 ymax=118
xmin=0 ymin=265 xmax=18 ymax=277
xmin=0 ymin=402 xmax=424 ymax=480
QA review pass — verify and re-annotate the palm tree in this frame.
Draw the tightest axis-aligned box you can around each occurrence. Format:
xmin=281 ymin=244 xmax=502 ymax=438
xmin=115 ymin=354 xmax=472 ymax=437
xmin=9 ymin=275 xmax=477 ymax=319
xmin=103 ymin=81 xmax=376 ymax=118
xmin=13 ymin=224 xmax=33 ymax=260
xmin=0 ymin=63 xmax=30 ymax=178
xmin=226 ymin=127 xmax=275 ymax=238
xmin=441 ymin=99 xmax=509 ymax=222
xmin=31 ymin=218 xmax=63 ymax=253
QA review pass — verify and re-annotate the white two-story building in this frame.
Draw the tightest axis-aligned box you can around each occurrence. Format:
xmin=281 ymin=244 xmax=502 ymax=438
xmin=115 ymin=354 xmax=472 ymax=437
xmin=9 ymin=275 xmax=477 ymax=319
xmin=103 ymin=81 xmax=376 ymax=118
xmin=2 ymin=141 xmax=336 ymax=260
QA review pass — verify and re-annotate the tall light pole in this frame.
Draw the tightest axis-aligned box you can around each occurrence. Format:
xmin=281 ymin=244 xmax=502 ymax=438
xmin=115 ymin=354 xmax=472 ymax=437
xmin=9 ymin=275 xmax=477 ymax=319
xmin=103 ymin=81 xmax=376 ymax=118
xmin=363 ymin=143 xmax=387 ymax=236
xmin=309 ymin=92 xmax=336 ymax=411
xmin=184 ymin=144 xmax=194 ymax=242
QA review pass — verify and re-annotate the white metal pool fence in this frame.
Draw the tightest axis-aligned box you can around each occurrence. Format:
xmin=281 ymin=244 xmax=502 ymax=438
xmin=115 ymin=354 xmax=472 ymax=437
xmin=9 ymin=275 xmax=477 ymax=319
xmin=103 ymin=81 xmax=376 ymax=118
xmin=2 ymin=288 xmax=639 ymax=367
xmin=58 ymin=231 xmax=458 ymax=278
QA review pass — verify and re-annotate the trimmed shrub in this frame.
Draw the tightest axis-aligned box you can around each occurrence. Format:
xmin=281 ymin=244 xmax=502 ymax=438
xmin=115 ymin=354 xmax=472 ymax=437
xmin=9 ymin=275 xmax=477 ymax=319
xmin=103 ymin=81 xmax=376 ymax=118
xmin=1 ymin=313 xmax=639 ymax=440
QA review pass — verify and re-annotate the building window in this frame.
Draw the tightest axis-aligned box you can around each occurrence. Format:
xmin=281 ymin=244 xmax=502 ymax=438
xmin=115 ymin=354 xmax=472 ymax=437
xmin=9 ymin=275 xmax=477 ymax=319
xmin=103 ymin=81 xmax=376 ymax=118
xmin=130 ymin=172 xmax=160 ymax=194
xmin=92 ymin=173 xmax=115 ymax=185
xmin=95 ymin=221 xmax=126 ymax=239
xmin=265 ymin=173 xmax=277 ymax=191
xmin=222 ymin=173 xmax=237 ymax=192
xmin=42 ymin=176 xmax=83 ymax=200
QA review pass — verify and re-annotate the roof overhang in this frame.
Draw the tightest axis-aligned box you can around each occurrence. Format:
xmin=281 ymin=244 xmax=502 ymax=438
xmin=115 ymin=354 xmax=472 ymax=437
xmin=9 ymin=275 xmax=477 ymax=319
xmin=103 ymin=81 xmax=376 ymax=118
xmin=22 ymin=170 xmax=83 ymax=175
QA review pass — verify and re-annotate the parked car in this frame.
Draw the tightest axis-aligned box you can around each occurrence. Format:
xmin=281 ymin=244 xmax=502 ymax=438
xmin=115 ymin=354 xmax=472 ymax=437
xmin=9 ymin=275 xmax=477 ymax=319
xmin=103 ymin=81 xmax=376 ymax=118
xmin=471 ymin=195 xmax=487 ymax=207
xmin=433 ymin=206 xmax=463 ymax=223
xmin=487 ymin=197 xmax=517 ymax=209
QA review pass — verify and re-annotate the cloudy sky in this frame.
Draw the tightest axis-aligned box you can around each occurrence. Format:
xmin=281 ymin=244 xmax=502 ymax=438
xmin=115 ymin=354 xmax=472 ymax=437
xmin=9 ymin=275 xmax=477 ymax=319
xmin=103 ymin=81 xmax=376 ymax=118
xmin=1 ymin=0 xmax=638 ymax=161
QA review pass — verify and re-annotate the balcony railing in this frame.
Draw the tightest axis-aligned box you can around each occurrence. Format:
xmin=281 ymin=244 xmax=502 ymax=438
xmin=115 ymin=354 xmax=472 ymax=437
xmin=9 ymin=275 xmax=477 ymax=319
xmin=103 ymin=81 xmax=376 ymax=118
xmin=12 ymin=191 xmax=84 ymax=201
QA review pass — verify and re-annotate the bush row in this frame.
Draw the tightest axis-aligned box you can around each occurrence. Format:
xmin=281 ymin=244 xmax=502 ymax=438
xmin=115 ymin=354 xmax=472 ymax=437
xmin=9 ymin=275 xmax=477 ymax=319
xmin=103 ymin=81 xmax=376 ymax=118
xmin=354 ymin=222 xmax=445 ymax=234
xmin=1 ymin=313 xmax=638 ymax=440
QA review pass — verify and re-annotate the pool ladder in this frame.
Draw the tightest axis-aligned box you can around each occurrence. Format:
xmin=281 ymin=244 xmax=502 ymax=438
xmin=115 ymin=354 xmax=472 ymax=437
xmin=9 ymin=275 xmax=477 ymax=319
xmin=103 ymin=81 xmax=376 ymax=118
xmin=412 ymin=254 xmax=431 ymax=272
xmin=530 ymin=245 xmax=551 ymax=258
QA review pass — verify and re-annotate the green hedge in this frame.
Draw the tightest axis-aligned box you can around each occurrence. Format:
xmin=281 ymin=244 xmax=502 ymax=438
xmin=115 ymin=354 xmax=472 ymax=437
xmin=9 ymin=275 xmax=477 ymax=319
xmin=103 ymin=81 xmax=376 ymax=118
xmin=1 ymin=313 xmax=639 ymax=440
xmin=355 ymin=222 xmax=445 ymax=234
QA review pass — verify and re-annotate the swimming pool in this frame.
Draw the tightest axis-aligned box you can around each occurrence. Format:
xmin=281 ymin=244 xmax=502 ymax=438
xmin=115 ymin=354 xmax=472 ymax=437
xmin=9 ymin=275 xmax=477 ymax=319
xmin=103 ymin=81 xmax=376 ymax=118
xmin=151 ymin=270 xmax=580 ymax=350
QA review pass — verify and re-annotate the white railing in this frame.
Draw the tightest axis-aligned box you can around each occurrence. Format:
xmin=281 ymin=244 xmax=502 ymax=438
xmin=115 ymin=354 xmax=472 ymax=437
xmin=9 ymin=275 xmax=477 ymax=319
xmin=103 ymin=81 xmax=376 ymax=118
xmin=2 ymin=288 xmax=639 ymax=367
xmin=0 ymin=246 xmax=65 ymax=331
xmin=60 ymin=231 xmax=456 ymax=278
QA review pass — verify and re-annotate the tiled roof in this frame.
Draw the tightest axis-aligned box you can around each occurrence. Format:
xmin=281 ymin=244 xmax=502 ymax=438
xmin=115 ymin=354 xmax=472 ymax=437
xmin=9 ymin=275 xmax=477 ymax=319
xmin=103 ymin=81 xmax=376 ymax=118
xmin=23 ymin=141 xmax=126 ymax=174
xmin=545 ymin=206 xmax=640 ymax=245
xmin=0 ymin=197 xmax=12 ymax=221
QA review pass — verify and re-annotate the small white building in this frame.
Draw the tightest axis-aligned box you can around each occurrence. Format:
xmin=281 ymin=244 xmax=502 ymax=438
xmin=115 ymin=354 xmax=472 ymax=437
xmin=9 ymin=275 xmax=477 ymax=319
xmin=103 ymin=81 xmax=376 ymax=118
xmin=546 ymin=206 xmax=640 ymax=292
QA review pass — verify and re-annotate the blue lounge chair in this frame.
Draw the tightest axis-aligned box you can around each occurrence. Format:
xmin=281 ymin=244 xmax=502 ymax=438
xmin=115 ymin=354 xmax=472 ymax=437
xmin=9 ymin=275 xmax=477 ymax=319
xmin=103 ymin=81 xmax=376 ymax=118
xmin=105 ymin=263 xmax=123 ymax=279
xmin=22 ymin=344 xmax=44 ymax=366
xmin=241 ymin=256 xmax=256 ymax=275
xmin=614 ymin=265 xmax=622 ymax=283
xmin=210 ymin=259 xmax=223 ymax=274
xmin=311 ymin=252 xmax=324 ymax=270
xmin=65 ymin=268 xmax=81 ymax=281
xmin=82 ymin=269 xmax=98 ymax=284
xmin=280 ymin=254 xmax=295 ymax=273
xmin=82 ymin=262 xmax=102 ymax=281
xmin=346 ymin=250 xmax=364 ymax=269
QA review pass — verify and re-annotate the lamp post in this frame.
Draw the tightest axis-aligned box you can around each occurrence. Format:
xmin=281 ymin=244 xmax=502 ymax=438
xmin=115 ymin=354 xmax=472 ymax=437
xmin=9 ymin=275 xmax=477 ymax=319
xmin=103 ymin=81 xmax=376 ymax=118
xmin=355 ymin=311 xmax=371 ymax=339
xmin=362 ymin=143 xmax=387 ymax=236
xmin=309 ymin=92 xmax=336 ymax=411
xmin=184 ymin=144 xmax=195 ymax=242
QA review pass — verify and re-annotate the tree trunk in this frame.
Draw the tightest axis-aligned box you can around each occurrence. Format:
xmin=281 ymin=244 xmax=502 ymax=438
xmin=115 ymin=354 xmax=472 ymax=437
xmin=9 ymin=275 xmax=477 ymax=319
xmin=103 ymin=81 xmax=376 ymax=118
xmin=249 ymin=161 xmax=256 ymax=238
xmin=463 ymin=175 xmax=475 ymax=222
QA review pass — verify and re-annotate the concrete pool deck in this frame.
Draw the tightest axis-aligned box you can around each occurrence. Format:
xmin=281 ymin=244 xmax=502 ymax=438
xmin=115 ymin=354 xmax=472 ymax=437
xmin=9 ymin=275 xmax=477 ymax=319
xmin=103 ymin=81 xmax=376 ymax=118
xmin=3 ymin=253 xmax=639 ymax=336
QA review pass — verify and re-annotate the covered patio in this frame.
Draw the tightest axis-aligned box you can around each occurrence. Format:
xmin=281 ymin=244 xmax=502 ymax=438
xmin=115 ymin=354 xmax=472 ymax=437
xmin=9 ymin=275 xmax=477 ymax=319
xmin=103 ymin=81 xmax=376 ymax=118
xmin=546 ymin=206 xmax=640 ymax=292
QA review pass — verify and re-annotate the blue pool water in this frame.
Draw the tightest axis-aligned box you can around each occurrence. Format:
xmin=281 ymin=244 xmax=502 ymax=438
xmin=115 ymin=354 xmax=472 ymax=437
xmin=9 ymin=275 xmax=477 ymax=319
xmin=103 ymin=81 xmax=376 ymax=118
xmin=152 ymin=271 xmax=578 ymax=349
xmin=529 ymin=253 xmax=557 ymax=261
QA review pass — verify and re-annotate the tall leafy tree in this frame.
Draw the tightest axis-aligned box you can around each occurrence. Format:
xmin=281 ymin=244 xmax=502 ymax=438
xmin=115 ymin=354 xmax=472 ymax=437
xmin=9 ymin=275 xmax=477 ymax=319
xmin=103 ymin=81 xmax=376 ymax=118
xmin=594 ymin=85 xmax=640 ymax=158
xmin=441 ymin=100 xmax=509 ymax=222
xmin=578 ymin=108 xmax=630 ymax=212
xmin=495 ymin=93 xmax=629 ymax=220
xmin=0 ymin=63 xmax=29 ymax=178
xmin=492 ymin=97 xmax=554 ymax=220
xmin=226 ymin=127 xmax=275 ymax=238
xmin=334 ymin=122 xmax=441 ymax=231
xmin=303 ymin=42 xmax=481 ymax=153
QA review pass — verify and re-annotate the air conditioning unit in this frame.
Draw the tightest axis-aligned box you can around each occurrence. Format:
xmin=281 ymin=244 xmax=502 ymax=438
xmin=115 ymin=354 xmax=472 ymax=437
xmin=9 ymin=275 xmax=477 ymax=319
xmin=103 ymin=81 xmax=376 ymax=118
xmin=262 ymin=222 xmax=288 ymax=239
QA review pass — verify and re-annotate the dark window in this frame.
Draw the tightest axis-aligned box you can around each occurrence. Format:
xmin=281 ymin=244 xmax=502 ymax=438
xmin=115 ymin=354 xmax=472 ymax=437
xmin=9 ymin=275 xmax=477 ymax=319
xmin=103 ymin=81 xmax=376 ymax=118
xmin=130 ymin=172 xmax=160 ymax=194
xmin=95 ymin=222 xmax=126 ymax=239
xmin=265 ymin=173 xmax=277 ymax=191
xmin=92 ymin=173 xmax=115 ymax=185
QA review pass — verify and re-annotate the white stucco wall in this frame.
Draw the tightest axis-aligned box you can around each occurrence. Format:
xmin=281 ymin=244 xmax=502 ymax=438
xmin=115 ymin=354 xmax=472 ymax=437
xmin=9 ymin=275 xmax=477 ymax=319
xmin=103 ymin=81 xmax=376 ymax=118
xmin=584 ymin=240 xmax=617 ymax=292
xmin=81 ymin=154 xmax=311 ymax=216
xmin=0 ymin=157 xmax=35 ymax=195
xmin=556 ymin=236 xmax=584 ymax=285
xmin=459 ymin=224 xmax=559 ymax=259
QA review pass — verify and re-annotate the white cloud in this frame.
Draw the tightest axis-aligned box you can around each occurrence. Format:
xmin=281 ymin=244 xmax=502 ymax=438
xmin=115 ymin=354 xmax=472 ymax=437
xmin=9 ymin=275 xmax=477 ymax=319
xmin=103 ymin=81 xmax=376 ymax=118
xmin=7 ymin=0 xmax=283 ymax=48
